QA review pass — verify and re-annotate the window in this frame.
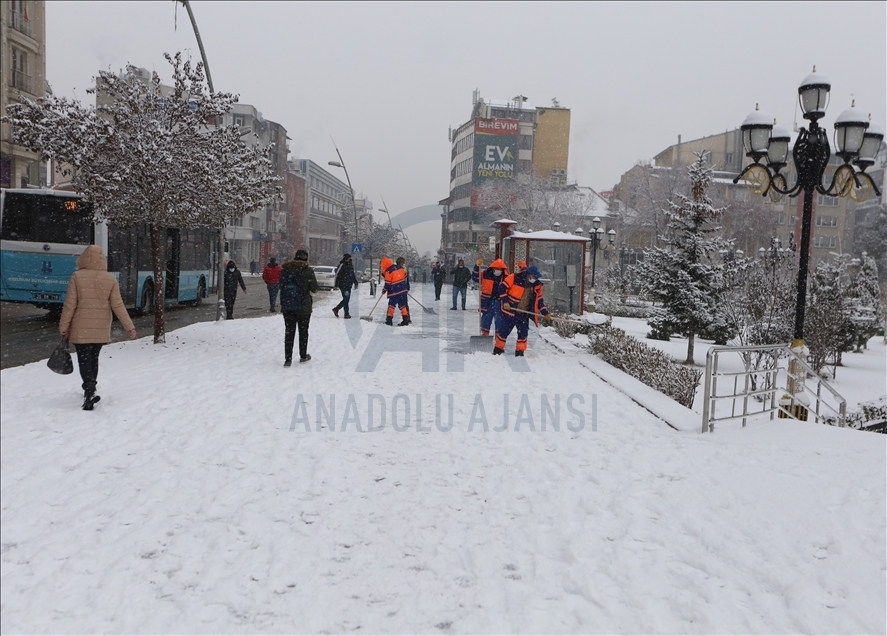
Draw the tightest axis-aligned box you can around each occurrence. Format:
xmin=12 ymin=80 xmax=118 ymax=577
xmin=234 ymin=116 xmax=245 ymax=128
xmin=815 ymin=215 xmax=837 ymax=227
xmin=813 ymin=235 xmax=836 ymax=248
xmin=817 ymin=194 xmax=839 ymax=207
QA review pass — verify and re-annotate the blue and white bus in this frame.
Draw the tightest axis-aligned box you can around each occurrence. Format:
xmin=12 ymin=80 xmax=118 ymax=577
xmin=1 ymin=188 xmax=216 ymax=314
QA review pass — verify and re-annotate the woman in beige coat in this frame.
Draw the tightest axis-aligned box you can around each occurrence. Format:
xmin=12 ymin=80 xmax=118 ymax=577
xmin=59 ymin=245 xmax=137 ymax=410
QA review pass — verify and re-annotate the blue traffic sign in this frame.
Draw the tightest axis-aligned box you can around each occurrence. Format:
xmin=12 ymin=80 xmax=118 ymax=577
xmin=351 ymin=243 xmax=363 ymax=255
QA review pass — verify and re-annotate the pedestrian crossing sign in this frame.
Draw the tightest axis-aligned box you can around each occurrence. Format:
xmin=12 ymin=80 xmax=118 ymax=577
xmin=351 ymin=243 xmax=363 ymax=255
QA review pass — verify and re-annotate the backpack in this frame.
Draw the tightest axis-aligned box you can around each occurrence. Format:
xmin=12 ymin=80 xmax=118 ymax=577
xmin=280 ymin=268 xmax=306 ymax=312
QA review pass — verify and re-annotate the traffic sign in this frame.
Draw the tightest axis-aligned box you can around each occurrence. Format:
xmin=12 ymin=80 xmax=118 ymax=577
xmin=351 ymin=243 xmax=363 ymax=255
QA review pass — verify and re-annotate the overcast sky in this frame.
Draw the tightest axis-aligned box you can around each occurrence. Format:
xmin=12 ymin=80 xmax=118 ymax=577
xmin=46 ymin=2 xmax=886 ymax=254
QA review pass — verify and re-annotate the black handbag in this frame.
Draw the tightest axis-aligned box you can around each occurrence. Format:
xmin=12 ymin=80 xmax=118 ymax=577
xmin=47 ymin=337 xmax=74 ymax=375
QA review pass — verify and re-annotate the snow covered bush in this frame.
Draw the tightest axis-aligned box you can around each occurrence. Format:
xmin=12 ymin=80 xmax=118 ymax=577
xmin=805 ymin=257 xmax=855 ymax=375
xmin=586 ymin=324 xmax=702 ymax=408
xmin=848 ymin=252 xmax=884 ymax=351
xmin=822 ymin=397 xmax=887 ymax=432
xmin=2 ymin=53 xmax=279 ymax=343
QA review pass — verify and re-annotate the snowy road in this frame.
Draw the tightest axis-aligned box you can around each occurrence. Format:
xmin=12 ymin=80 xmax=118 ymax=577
xmin=2 ymin=285 xmax=884 ymax=633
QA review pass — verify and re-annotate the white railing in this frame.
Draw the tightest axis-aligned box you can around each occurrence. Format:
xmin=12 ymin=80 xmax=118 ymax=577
xmin=9 ymin=70 xmax=33 ymax=94
xmin=701 ymin=343 xmax=846 ymax=433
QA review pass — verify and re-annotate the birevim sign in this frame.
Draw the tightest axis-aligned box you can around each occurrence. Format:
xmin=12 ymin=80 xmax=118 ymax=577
xmin=472 ymin=117 xmax=519 ymax=201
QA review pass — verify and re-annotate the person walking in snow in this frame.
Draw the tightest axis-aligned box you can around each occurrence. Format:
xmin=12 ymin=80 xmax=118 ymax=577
xmin=494 ymin=265 xmax=551 ymax=357
xmin=223 ymin=261 xmax=248 ymax=319
xmin=58 ymin=245 xmax=137 ymax=410
xmin=431 ymin=262 xmax=446 ymax=300
xmin=479 ymin=258 xmax=508 ymax=337
xmin=280 ymin=249 xmax=319 ymax=367
xmin=262 ymin=257 xmax=282 ymax=313
xmin=450 ymin=258 xmax=471 ymax=310
xmin=381 ymin=256 xmax=411 ymax=326
xmin=332 ymin=253 xmax=359 ymax=319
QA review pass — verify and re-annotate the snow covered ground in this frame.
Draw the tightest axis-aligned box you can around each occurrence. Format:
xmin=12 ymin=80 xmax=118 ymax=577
xmin=2 ymin=284 xmax=885 ymax=634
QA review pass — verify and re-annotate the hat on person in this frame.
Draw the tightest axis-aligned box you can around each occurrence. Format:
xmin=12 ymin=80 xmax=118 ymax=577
xmin=396 ymin=257 xmax=405 ymax=265
xmin=343 ymin=253 xmax=351 ymax=260
xmin=295 ymin=250 xmax=309 ymax=261
xmin=525 ymin=266 xmax=542 ymax=279
xmin=517 ymin=260 xmax=528 ymax=270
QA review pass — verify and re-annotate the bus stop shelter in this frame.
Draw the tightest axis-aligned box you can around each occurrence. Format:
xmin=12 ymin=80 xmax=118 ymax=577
xmin=501 ymin=230 xmax=590 ymax=315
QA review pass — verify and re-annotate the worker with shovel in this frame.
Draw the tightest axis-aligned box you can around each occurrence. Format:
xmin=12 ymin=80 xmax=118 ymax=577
xmin=381 ymin=256 xmax=411 ymax=326
xmin=479 ymin=258 xmax=509 ymax=337
xmin=494 ymin=265 xmax=551 ymax=357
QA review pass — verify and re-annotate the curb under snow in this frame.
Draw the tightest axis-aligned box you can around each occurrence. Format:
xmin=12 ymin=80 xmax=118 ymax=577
xmin=538 ymin=330 xmax=700 ymax=433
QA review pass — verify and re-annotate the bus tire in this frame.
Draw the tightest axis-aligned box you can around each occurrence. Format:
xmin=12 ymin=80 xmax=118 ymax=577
xmin=138 ymin=282 xmax=154 ymax=316
xmin=193 ymin=278 xmax=206 ymax=306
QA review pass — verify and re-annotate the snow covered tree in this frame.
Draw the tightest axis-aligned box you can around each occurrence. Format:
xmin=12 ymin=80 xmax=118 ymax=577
xmin=3 ymin=54 xmax=280 ymax=343
xmin=805 ymin=257 xmax=854 ymax=375
xmin=848 ymin=252 xmax=883 ymax=350
xmin=854 ymin=204 xmax=887 ymax=289
xmin=633 ymin=152 xmax=734 ymax=363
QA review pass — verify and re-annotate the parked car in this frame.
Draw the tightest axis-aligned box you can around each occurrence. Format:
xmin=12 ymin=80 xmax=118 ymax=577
xmin=313 ymin=265 xmax=337 ymax=290
xmin=361 ymin=267 xmax=379 ymax=283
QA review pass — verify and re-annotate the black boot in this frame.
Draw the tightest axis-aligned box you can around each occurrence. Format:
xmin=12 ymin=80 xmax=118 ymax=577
xmin=398 ymin=316 xmax=411 ymax=327
xmin=385 ymin=316 xmax=394 ymax=326
xmin=514 ymin=350 xmax=524 ymax=357
xmin=82 ymin=391 xmax=101 ymax=410
xmin=492 ymin=347 xmax=504 ymax=355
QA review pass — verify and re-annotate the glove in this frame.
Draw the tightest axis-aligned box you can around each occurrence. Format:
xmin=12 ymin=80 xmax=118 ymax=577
xmin=502 ymin=303 xmax=512 ymax=312
xmin=543 ymin=314 xmax=553 ymax=325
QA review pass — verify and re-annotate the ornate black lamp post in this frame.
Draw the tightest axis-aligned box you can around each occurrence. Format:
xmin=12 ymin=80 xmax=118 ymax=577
xmin=586 ymin=217 xmax=615 ymax=288
xmin=733 ymin=68 xmax=882 ymax=352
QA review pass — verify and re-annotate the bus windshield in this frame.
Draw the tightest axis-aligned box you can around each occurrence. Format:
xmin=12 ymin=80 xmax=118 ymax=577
xmin=0 ymin=191 xmax=94 ymax=245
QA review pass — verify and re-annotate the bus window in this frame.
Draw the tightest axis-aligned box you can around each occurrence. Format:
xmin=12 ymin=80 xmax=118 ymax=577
xmin=0 ymin=192 xmax=93 ymax=244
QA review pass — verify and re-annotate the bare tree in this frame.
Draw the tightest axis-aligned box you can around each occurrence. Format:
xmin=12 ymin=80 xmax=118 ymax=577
xmin=4 ymin=54 xmax=280 ymax=343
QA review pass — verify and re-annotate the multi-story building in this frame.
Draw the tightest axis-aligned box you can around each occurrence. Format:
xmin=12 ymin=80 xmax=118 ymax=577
xmin=1 ymin=0 xmax=46 ymax=188
xmin=443 ymin=92 xmax=571 ymax=252
xmin=613 ymin=128 xmax=879 ymax=264
xmin=288 ymin=159 xmax=350 ymax=266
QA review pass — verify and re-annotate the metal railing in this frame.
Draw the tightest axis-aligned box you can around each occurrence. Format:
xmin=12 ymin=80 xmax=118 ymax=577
xmin=701 ymin=343 xmax=846 ymax=433
xmin=10 ymin=10 xmax=31 ymax=36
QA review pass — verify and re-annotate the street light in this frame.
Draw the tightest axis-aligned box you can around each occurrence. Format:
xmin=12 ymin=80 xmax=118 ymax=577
xmin=587 ymin=217 xmax=615 ymax=288
xmin=732 ymin=68 xmax=882 ymax=354
xmin=327 ymin=146 xmax=359 ymax=256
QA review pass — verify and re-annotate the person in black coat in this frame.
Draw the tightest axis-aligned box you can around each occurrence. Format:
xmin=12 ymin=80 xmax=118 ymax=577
xmin=332 ymin=253 xmax=359 ymax=319
xmin=431 ymin=262 xmax=446 ymax=300
xmin=223 ymin=261 xmax=247 ymax=319
xmin=450 ymin=258 xmax=472 ymax=310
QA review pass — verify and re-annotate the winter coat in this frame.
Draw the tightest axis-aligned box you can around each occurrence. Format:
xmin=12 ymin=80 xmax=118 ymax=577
xmin=432 ymin=266 xmax=446 ymax=285
xmin=381 ymin=257 xmax=409 ymax=299
xmin=451 ymin=265 xmax=472 ymax=288
xmin=334 ymin=258 xmax=359 ymax=289
xmin=262 ymin=263 xmax=282 ymax=285
xmin=59 ymin=245 xmax=135 ymax=344
xmin=224 ymin=264 xmax=246 ymax=300
xmin=279 ymin=259 xmax=319 ymax=314
xmin=480 ymin=258 xmax=508 ymax=311
xmin=499 ymin=271 xmax=549 ymax=325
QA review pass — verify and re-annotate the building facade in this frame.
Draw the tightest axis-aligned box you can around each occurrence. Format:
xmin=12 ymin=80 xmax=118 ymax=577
xmin=442 ymin=92 xmax=571 ymax=253
xmin=1 ymin=0 xmax=46 ymax=188
xmin=289 ymin=159 xmax=350 ymax=266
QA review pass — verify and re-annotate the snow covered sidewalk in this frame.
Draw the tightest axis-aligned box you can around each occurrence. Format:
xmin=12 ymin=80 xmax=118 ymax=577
xmin=2 ymin=287 xmax=885 ymax=633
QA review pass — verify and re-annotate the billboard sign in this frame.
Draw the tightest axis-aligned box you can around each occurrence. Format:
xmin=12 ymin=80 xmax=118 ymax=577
xmin=473 ymin=117 xmax=518 ymax=186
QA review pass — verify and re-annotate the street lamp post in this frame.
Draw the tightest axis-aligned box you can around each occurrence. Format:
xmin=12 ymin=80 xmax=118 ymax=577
xmin=588 ymin=217 xmax=615 ymax=288
xmin=328 ymin=147 xmax=358 ymax=259
xmin=733 ymin=69 xmax=882 ymax=352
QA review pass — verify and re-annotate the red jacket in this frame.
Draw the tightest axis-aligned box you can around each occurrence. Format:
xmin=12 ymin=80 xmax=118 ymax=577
xmin=262 ymin=264 xmax=282 ymax=284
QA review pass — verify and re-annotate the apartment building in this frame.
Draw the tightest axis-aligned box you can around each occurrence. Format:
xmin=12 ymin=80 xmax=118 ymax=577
xmin=1 ymin=0 xmax=46 ymax=187
xmin=288 ymin=159 xmax=350 ymax=266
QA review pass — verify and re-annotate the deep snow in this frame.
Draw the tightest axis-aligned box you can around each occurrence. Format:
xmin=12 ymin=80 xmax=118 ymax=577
xmin=1 ymin=284 xmax=884 ymax=634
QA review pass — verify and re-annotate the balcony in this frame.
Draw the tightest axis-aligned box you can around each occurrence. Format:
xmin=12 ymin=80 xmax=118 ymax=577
xmin=10 ymin=10 xmax=32 ymax=37
xmin=9 ymin=70 xmax=34 ymax=95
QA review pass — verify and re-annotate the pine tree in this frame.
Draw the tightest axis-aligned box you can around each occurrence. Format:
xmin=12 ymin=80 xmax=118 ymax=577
xmin=805 ymin=257 xmax=854 ymax=375
xmin=849 ymin=252 xmax=884 ymax=350
xmin=3 ymin=54 xmax=280 ymax=343
xmin=634 ymin=152 xmax=734 ymax=363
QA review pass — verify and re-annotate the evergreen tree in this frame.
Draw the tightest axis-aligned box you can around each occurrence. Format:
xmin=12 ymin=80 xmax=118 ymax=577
xmin=3 ymin=54 xmax=279 ymax=343
xmin=849 ymin=252 xmax=884 ymax=350
xmin=805 ymin=257 xmax=854 ymax=375
xmin=634 ymin=152 xmax=734 ymax=363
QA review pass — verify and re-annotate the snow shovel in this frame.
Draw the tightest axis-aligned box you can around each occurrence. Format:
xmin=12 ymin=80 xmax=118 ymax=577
xmin=509 ymin=307 xmax=585 ymax=326
xmin=408 ymin=293 xmax=436 ymax=315
xmin=469 ymin=309 xmax=494 ymax=353
xmin=361 ymin=294 xmax=384 ymax=321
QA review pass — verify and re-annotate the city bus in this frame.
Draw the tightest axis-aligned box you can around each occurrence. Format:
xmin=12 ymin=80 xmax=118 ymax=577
xmin=0 ymin=188 xmax=216 ymax=315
